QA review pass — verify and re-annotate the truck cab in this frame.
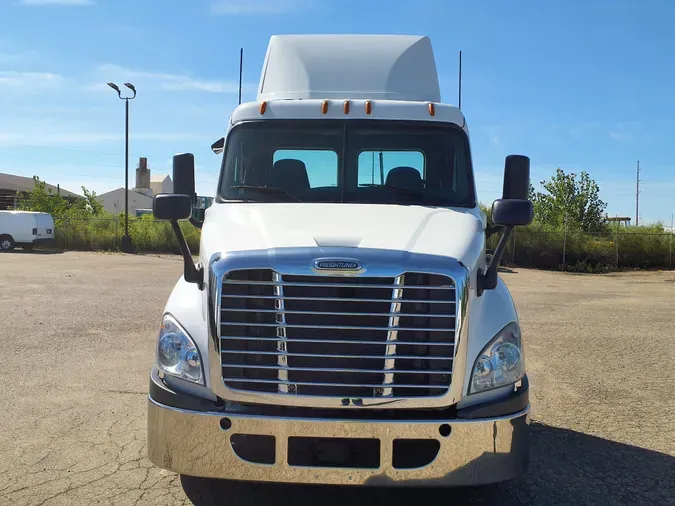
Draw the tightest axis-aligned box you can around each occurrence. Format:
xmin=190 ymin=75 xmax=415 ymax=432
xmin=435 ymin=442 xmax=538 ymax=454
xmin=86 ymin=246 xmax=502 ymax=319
xmin=147 ymin=34 xmax=533 ymax=487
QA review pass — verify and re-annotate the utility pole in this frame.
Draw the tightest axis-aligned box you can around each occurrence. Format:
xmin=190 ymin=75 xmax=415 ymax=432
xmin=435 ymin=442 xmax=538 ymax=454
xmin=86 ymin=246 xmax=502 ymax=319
xmin=635 ymin=160 xmax=641 ymax=226
xmin=107 ymin=82 xmax=137 ymax=252
xmin=670 ymin=213 xmax=674 ymax=270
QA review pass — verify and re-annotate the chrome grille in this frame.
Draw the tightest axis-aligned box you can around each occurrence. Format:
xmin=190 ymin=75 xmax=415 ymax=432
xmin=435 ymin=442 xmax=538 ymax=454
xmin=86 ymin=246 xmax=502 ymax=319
xmin=219 ymin=269 xmax=456 ymax=398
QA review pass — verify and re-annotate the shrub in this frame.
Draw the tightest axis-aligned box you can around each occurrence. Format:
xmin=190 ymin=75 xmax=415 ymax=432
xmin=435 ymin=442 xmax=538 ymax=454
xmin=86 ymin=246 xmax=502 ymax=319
xmin=55 ymin=215 xmax=201 ymax=254
xmin=48 ymin=208 xmax=673 ymax=272
xmin=505 ymin=224 xmax=673 ymax=271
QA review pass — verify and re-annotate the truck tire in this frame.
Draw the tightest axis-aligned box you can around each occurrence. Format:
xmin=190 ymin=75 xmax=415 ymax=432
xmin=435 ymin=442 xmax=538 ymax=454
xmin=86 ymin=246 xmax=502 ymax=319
xmin=0 ymin=235 xmax=15 ymax=252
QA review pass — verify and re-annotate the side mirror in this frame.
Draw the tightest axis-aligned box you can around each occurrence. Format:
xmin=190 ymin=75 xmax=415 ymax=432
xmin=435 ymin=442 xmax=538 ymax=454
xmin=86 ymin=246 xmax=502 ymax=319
xmin=502 ymin=155 xmax=530 ymax=200
xmin=173 ymin=153 xmax=196 ymax=203
xmin=211 ymin=137 xmax=225 ymax=155
xmin=153 ymin=193 xmax=203 ymax=288
xmin=478 ymin=154 xmax=533 ymax=297
xmin=492 ymin=199 xmax=533 ymax=227
xmin=153 ymin=194 xmax=193 ymax=221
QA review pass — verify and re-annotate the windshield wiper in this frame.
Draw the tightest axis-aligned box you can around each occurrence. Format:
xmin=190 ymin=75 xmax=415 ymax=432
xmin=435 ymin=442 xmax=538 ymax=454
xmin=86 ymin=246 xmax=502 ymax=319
xmin=360 ymin=184 xmax=433 ymax=203
xmin=231 ymin=184 xmax=303 ymax=202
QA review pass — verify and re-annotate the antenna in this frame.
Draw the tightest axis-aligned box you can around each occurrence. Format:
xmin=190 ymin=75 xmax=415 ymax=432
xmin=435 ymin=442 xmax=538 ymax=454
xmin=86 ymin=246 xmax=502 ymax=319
xmin=458 ymin=50 xmax=462 ymax=110
xmin=238 ymin=48 xmax=244 ymax=105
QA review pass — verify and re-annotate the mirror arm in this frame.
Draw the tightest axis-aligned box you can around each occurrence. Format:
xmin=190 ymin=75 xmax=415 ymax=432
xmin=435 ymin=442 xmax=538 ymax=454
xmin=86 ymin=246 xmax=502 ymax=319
xmin=171 ymin=220 xmax=204 ymax=290
xmin=478 ymin=225 xmax=514 ymax=296
xmin=485 ymin=225 xmax=503 ymax=238
xmin=189 ymin=216 xmax=203 ymax=229
xmin=188 ymin=190 xmax=203 ymax=229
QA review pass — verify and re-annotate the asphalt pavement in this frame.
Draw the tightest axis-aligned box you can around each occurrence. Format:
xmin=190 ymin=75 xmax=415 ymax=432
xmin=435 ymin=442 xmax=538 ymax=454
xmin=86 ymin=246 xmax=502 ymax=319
xmin=1 ymin=252 xmax=673 ymax=505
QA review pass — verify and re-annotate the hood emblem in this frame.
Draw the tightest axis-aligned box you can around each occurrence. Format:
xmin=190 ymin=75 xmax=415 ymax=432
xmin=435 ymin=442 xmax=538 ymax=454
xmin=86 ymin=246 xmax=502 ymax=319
xmin=314 ymin=259 xmax=362 ymax=271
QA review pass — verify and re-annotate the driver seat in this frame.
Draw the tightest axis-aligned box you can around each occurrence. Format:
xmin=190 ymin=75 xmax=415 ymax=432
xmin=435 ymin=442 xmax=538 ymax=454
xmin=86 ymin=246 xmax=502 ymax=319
xmin=271 ymin=159 xmax=311 ymax=191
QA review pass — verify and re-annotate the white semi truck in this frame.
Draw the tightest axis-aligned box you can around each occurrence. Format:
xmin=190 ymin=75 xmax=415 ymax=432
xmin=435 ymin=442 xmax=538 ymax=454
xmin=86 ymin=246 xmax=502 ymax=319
xmin=147 ymin=34 xmax=533 ymax=487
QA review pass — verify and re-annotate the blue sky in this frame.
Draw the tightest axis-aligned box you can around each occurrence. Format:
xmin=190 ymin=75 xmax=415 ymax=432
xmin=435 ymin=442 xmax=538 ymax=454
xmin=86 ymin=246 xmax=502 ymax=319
xmin=0 ymin=0 xmax=673 ymax=225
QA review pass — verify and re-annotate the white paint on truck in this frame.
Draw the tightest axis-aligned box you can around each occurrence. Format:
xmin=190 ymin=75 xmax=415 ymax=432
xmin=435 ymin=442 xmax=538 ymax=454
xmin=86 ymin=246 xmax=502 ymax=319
xmin=147 ymin=34 xmax=533 ymax=488
xmin=200 ymin=203 xmax=485 ymax=269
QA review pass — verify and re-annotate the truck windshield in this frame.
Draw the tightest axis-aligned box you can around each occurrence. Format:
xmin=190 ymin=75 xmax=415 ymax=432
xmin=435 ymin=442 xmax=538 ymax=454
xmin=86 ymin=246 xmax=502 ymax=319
xmin=218 ymin=120 xmax=475 ymax=207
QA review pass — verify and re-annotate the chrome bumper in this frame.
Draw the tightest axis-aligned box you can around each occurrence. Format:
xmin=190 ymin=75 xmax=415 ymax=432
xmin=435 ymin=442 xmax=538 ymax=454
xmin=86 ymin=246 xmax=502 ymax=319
xmin=147 ymin=397 xmax=529 ymax=487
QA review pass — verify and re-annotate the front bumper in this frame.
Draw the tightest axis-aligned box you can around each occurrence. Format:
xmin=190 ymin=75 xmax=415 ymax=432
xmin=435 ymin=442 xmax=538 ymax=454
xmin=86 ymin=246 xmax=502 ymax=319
xmin=147 ymin=381 xmax=529 ymax=487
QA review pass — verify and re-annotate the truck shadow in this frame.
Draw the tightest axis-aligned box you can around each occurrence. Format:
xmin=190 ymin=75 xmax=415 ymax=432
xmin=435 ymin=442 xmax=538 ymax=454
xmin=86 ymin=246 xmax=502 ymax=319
xmin=180 ymin=422 xmax=675 ymax=505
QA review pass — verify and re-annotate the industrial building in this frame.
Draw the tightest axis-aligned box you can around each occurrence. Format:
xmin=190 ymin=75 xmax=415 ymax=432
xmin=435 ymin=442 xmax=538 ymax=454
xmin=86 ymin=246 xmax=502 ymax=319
xmin=97 ymin=157 xmax=173 ymax=215
xmin=0 ymin=172 xmax=80 ymax=210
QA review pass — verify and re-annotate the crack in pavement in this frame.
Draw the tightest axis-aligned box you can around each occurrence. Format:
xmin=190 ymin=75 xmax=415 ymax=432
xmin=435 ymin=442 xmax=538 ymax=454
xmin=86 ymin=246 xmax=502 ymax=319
xmin=2 ymin=254 xmax=674 ymax=506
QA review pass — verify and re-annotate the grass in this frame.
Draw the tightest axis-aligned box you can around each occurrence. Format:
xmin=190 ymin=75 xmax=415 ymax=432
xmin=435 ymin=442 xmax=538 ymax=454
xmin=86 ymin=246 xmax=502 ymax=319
xmin=54 ymin=216 xmax=201 ymax=254
xmin=50 ymin=216 xmax=673 ymax=272
xmin=491 ymin=224 xmax=673 ymax=272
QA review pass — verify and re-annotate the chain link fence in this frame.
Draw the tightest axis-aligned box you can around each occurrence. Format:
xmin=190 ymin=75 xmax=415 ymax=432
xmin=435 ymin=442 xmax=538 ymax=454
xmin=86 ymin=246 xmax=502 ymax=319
xmin=51 ymin=217 xmax=200 ymax=254
xmin=39 ymin=217 xmax=675 ymax=272
xmin=491 ymin=227 xmax=674 ymax=272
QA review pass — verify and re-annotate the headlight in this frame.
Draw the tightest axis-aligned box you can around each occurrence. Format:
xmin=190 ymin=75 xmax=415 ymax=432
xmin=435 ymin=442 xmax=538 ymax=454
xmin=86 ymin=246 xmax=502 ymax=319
xmin=156 ymin=314 xmax=204 ymax=384
xmin=469 ymin=322 xmax=524 ymax=394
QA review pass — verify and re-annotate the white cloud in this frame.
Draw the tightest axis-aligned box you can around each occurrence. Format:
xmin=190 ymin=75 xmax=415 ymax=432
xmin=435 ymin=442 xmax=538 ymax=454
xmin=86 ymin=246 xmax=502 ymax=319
xmin=0 ymin=131 xmax=212 ymax=147
xmin=135 ymin=133 xmax=213 ymax=142
xmin=93 ymin=64 xmax=239 ymax=94
xmin=211 ymin=0 xmax=310 ymax=15
xmin=0 ymin=52 xmax=20 ymax=64
xmin=97 ymin=64 xmax=183 ymax=82
xmin=475 ymin=125 xmax=503 ymax=147
xmin=0 ymin=71 xmax=63 ymax=88
xmin=19 ymin=0 xmax=94 ymax=5
xmin=161 ymin=80 xmax=238 ymax=93
xmin=571 ymin=122 xmax=600 ymax=135
xmin=609 ymin=131 xmax=632 ymax=141
xmin=20 ymin=104 xmax=106 ymax=115
xmin=0 ymin=132 xmax=117 ymax=146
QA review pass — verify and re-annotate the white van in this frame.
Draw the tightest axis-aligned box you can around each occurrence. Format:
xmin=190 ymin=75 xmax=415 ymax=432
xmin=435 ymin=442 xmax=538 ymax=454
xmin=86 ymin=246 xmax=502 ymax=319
xmin=0 ymin=211 xmax=55 ymax=251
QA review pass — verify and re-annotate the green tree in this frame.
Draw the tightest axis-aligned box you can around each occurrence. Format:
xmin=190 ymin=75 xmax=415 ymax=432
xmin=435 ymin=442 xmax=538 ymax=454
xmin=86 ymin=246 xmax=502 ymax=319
xmin=16 ymin=177 xmax=107 ymax=219
xmin=68 ymin=186 xmax=105 ymax=217
xmin=531 ymin=168 xmax=607 ymax=233
xmin=16 ymin=177 xmax=69 ymax=218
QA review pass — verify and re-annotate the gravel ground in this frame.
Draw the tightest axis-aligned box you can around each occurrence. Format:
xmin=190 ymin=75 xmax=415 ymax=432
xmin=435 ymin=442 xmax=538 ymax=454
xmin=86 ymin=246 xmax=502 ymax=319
xmin=0 ymin=251 xmax=674 ymax=506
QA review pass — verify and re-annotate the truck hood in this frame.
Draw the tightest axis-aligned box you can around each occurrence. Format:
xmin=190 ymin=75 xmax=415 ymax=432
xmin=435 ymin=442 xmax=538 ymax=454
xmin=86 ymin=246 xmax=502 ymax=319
xmin=200 ymin=203 xmax=485 ymax=268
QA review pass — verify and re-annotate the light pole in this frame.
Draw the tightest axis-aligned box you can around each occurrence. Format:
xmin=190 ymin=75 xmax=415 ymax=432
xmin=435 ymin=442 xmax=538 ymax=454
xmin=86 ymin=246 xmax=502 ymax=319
xmin=107 ymin=82 xmax=137 ymax=252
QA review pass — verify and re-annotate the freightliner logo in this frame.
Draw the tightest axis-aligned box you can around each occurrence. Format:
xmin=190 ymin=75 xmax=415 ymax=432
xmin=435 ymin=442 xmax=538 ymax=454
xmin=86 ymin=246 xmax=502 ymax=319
xmin=314 ymin=260 xmax=361 ymax=270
